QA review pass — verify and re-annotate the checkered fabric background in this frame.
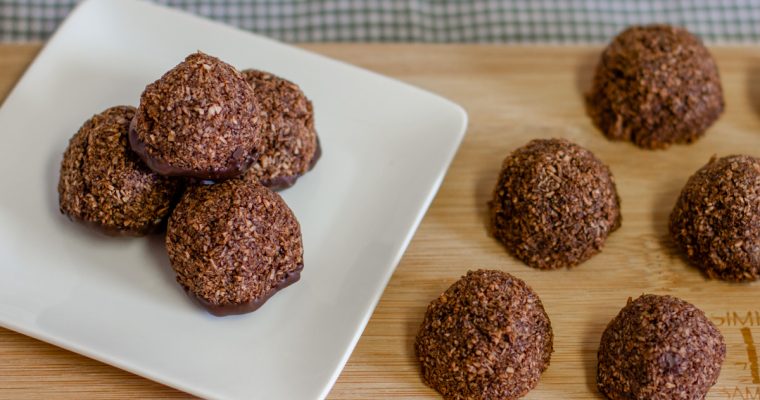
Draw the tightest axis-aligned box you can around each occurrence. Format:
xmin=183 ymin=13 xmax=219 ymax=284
xmin=2 ymin=0 xmax=760 ymax=43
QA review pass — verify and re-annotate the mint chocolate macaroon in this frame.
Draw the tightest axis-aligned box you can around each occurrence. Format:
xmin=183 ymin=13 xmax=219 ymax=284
xmin=58 ymin=106 xmax=180 ymax=235
xmin=240 ymin=69 xmax=321 ymax=190
xmin=130 ymin=52 xmax=261 ymax=180
xmin=415 ymin=270 xmax=553 ymax=400
xmin=598 ymin=294 xmax=725 ymax=399
xmin=490 ymin=138 xmax=621 ymax=269
xmin=166 ymin=179 xmax=303 ymax=316
xmin=587 ymin=25 xmax=724 ymax=149
xmin=670 ymin=155 xmax=760 ymax=281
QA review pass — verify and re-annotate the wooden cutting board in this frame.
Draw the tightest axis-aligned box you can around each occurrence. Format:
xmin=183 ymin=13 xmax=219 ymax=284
xmin=1 ymin=44 xmax=759 ymax=400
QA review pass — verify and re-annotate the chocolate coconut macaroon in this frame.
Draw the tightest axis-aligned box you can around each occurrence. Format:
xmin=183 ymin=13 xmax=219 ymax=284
xmin=58 ymin=106 xmax=180 ymax=235
xmin=241 ymin=69 xmax=321 ymax=190
xmin=415 ymin=270 xmax=553 ymax=400
xmin=130 ymin=52 xmax=261 ymax=180
xmin=490 ymin=138 xmax=621 ymax=269
xmin=587 ymin=25 xmax=724 ymax=149
xmin=670 ymin=155 xmax=760 ymax=281
xmin=597 ymin=294 xmax=725 ymax=399
xmin=166 ymin=179 xmax=303 ymax=316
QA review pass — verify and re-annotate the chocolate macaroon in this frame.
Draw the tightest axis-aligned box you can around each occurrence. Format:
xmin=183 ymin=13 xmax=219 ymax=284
xmin=58 ymin=106 xmax=180 ymax=235
xmin=240 ymin=69 xmax=320 ymax=190
xmin=415 ymin=270 xmax=553 ymax=400
xmin=130 ymin=52 xmax=261 ymax=180
xmin=670 ymin=155 xmax=760 ymax=281
xmin=490 ymin=138 xmax=621 ymax=269
xmin=597 ymin=294 xmax=725 ymax=399
xmin=166 ymin=179 xmax=303 ymax=316
xmin=587 ymin=25 xmax=724 ymax=149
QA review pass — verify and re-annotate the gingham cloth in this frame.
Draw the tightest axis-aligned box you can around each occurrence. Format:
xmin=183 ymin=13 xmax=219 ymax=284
xmin=2 ymin=0 xmax=760 ymax=43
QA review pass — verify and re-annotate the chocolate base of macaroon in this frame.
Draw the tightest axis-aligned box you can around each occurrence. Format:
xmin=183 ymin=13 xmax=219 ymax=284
xmin=190 ymin=137 xmax=322 ymax=190
xmin=259 ymin=137 xmax=322 ymax=191
xmin=189 ymin=264 xmax=303 ymax=317
xmin=128 ymin=118 xmax=256 ymax=181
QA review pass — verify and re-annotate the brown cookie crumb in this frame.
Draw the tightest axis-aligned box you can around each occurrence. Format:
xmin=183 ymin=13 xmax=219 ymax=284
xmin=240 ymin=69 xmax=320 ymax=190
xmin=130 ymin=52 xmax=261 ymax=180
xmin=489 ymin=138 xmax=621 ymax=269
xmin=597 ymin=294 xmax=725 ymax=399
xmin=166 ymin=179 xmax=303 ymax=316
xmin=669 ymin=155 xmax=760 ymax=281
xmin=58 ymin=106 xmax=180 ymax=236
xmin=415 ymin=269 xmax=553 ymax=400
xmin=587 ymin=25 xmax=724 ymax=149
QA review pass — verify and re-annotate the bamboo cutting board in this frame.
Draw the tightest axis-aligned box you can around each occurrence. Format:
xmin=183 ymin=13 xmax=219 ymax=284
xmin=1 ymin=44 xmax=760 ymax=399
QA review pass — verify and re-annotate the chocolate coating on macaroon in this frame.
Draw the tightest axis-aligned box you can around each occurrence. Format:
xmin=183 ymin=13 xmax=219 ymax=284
xmin=490 ymin=138 xmax=621 ymax=269
xmin=670 ymin=155 xmax=760 ymax=281
xmin=166 ymin=179 xmax=303 ymax=316
xmin=130 ymin=52 xmax=260 ymax=180
xmin=58 ymin=106 xmax=180 ymax=236
xmin=240 ymin=69 xmax=320 ymax=190
xmin=415 ymin=270 xmax=553 ymax=400
xmin=597 ymin=294 xmax=725 ymax=400
xmin=587 ymin=25 xmax=724 ymax=149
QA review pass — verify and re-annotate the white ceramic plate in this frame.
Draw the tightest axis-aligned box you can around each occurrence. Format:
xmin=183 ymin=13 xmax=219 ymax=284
xmin=0 ymin=0 xmax=466 ymax=399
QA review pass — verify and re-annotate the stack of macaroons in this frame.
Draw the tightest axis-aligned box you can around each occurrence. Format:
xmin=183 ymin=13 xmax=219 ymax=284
xmin=58 ymin=52 xmax=321 ymax=316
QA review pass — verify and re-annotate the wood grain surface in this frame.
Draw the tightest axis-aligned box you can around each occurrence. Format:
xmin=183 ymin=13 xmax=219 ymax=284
xmin=2 ymin=44 xmax=760 ymax=400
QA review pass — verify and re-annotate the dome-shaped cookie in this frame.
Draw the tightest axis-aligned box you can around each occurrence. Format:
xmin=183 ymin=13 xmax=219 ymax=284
xmin=166 ymin=179 xmax=303 ymax=316
xmin=490 ymin=138 xmax=621 ymax=269
xmin=241 ymin=69 xmax=320 ymax=190
xmin=415 ymin=269 xmax=553 ymax=400
xmin=670 ymin=155 xmax=760 ymax=281
xmin=597 ymin=294 xmax=725 ymax=399
xmin=587 ymin=25 xmax=724 ymax=149
xmin=58 ymin=106 xmax=180 ymax=235
xmin=130 ymin=52 xmax=261 ymax=180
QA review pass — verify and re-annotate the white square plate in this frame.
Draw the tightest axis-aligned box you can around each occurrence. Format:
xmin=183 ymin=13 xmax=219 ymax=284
xmin=0 ymin=0 xmax=466 ymax=398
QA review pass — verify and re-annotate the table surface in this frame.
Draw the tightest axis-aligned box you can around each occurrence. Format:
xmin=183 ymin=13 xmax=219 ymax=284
xmin=2 ymin=43 xmax=760 ymax=400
